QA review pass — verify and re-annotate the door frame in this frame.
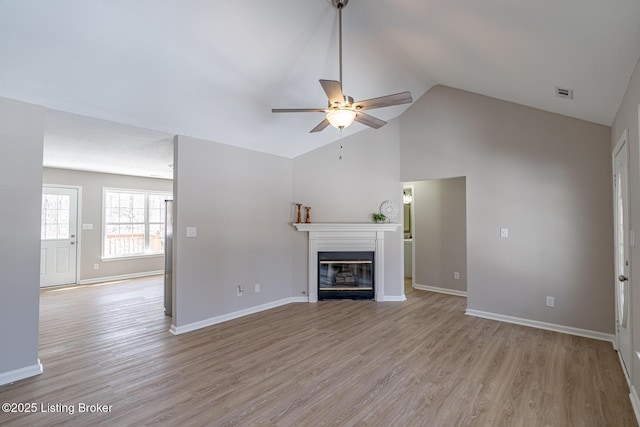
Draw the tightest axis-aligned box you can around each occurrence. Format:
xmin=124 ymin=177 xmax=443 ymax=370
xmin=403 ymin=183 xmax=416 ymax=285
xmin=42 ymin=184 xmax=83 ymax=287
xmin=612 ymin=129 xmax=632 ymax=381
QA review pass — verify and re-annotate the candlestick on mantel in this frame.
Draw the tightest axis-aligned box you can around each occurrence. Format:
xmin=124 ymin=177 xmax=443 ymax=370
xmin=304 ymin=206 xmax=311 ymax=224
xmin=295 ymin=203 xmax=302 ymax=223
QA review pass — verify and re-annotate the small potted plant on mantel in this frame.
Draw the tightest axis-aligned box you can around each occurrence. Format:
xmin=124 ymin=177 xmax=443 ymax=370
xmin=372 ymin=213 xmax=386 ymax=223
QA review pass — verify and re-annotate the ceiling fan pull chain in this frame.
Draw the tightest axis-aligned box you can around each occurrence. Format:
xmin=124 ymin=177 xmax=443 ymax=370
xmin=339 ymin=144 xmax=343 ymax=160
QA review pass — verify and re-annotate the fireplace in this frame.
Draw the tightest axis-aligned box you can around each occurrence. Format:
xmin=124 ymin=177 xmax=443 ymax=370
xmin=293 ymin=222 xmax=400 ymax=302
xmin=318 ymin=251 xmax=374 ymax=300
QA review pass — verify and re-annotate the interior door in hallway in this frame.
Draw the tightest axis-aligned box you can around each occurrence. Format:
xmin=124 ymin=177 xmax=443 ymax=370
xmin=40 ymin=186 xmax=78 ymax=287
xmin=613 ymin=131 xmax=631 ymax=379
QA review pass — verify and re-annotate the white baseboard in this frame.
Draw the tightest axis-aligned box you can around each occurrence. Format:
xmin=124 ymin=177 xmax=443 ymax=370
xmin=0 ymin=359 xmax=43 ymax=387
xmin=79 ymin=270 xmax=163 ymax=285
xmin=465 ymin=309 xmax=614 ymax=342
xmin=414 ymin=283 xmax=467 ymax=297
xmin=630 ymin=386 xmax=640 ymax=426
xmin=170 ymin=293 xmax=410 ymax=335
xmin=170 ymin=297 xmax=306 ymax=335
xmin=381 ymin=295 xmax=407 ymax=302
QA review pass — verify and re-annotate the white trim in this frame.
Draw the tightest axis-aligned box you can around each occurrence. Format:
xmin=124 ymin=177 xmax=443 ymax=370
xmin=295 ymin=224 xmax=399 ymax=302
xmin=403 ymin=183 xmax=416 ymax=282
xmin=0 ymin=360 xmax=43 ymax=386
xmin=170 ymin=297 xmax=306 ymax=335
xmin=618 ymin=349 xmax=632 ymax=385
xmin=612 ymin=128 xmax=632 ymax=380
xmin=294 ymin=223 xmax=400 ymax=232
xmin=414 ymin=283 xmax=467 ymax=297
xmin=78 ymin=270 xmax=163 ymax=285
xmin=42 ymin=185 xmax=82 ymax=287
xmin=465 ymin=309 xmax=614 ymax=342
xmin=380 ymin=295 xmax=407 ymax=302
xmin=630 ymin=385 xmax=640 ymax=426
xmin=102 ymin=253 xmax=164 ymax=262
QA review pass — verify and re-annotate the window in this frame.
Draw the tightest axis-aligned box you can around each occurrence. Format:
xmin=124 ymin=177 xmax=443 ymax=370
xmin=103 ymin=189 xmax=172 ymax=259
xmin=42 ymin=193 xmax=71 ymax=240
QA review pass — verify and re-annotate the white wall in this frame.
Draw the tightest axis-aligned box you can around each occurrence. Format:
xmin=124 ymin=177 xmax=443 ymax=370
xmin=611 ymin=57 xmax=640 ymax=399
xmin=292 ymin=120 xmax=404 ymax=298
xmin=172 ymin=135 xmax=295 ymax=329
xmin=0 ymin=97 xmax=45 ymax=383
xmin=401 ymin=86 xmax=613 ymax=333
xmin=42 ymin=168 xmax=172 ymax=282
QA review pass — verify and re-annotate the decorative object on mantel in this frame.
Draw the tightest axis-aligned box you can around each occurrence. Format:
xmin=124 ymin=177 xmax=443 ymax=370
xmin=305 ymin=206 xmax=311 ymax=223
xmin=379 ymin=200 xmax=399 ymax=223
xmin=295 ymin=203 xmax=303 ymax=223
xmin=372 ymin=213 xmax=386 ymax=223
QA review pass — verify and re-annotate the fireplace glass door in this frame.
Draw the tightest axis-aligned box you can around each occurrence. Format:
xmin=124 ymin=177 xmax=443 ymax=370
xmin=318 ymin=251 xmax=374 ymax=300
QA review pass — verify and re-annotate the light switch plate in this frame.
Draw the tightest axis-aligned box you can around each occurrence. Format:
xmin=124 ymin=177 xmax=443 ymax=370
xmin=186 ymin=227 xmax=197 ymax=237
xmin=500 ymin=228 xmax=509 ymax=238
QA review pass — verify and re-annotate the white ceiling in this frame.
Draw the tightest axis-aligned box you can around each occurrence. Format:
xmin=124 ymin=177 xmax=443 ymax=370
xmin=1 ymin=0 xmax=639 ymax=177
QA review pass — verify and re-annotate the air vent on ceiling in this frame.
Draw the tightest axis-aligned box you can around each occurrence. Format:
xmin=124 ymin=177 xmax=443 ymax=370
xmin=555 ymin=87 xmax=573 ymax=99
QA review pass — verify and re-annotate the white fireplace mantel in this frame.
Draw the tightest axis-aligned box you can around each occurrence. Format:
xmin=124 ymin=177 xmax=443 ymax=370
xmin=294 ymin=222 xmax=400 ymax=302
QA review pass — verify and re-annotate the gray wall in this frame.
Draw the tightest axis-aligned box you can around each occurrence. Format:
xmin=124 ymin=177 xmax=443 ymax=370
xmin=0 ymin=84 xmax=620 ymax=382
xmin=0 ymin=97 xmax=44 ymax=378
xmin=401 ymin=85 xmax=613 ymax=333
xmin=409 ymin=177 xmax=467 ymax=293
xmin=292 ymin=120 xmax=404 ymax=298
xmin=611 ymin=57 xmax=640 ymax=400
xmin=173 ymin=135 xmax=295 ymax=328
xmin=42 ymin=168 xmax=172 ymax=282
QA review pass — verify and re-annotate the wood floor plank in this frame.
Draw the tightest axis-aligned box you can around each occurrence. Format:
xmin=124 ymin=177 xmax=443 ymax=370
xmin=0 ymin=277 xmax=635 ymax=426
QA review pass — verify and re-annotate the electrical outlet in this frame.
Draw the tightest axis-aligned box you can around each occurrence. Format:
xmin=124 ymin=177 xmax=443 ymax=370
xmin=454 ymin=272 xmax=460 ymax=280
xmin=93 ymin=263 xmax=99 ymax=270
xmin=255 ymin=283 xmax=260 ymax=293
xmin=237 ymin=285 xmax=244 ymax=296
xmin=546 ymin=296 xmax=555 ymax=307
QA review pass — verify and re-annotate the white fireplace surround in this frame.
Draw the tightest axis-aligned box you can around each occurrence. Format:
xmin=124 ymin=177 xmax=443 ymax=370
xmin=294 ymin=223 xmax=400 ymax=302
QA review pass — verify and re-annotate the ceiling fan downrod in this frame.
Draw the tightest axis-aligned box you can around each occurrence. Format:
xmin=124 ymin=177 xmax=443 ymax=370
xmin=332 ymin=0 xmax=349 ymax=88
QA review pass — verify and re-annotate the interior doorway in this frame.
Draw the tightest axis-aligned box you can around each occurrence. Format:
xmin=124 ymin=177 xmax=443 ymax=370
xmin=403 ymin=184 xmax=414 ymax=281
xmin=403 ymin=177 xmax=467 ymax=297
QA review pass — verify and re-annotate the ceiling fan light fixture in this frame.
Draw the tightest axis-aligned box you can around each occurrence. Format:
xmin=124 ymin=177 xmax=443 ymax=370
xmin=326 ymin=109 xmax=356 ymax=129
xmin=271 ymin=0 xmax=412 ymax=134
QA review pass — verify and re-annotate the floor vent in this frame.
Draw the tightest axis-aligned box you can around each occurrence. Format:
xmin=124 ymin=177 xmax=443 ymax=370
xmin=555 ymin=87 xmax=573 ymax=99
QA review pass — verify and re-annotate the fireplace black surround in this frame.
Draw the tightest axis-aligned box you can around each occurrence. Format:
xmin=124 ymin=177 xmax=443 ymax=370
xmin=318 ymin=251 xmax=375 ymax=300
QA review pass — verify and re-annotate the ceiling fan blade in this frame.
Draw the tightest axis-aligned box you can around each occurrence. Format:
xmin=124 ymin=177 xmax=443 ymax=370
xmin=272 ymin=108 xmax=327 ymax=113
xmin=310 ymin=118 xmax=331 ymax=133
xmin=319 ymin=80 xmax=345 ymax=105
xmin=354 ymin=112 xmax=387 ymax=129
xmin=353 ymin=91 xmax=413 ymax=111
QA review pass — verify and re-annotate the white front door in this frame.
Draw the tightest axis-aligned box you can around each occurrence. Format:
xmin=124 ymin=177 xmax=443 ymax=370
xmin=613 ymin=130 xmax=631 ymax=379
xmin=40 ymin=186 xmax=78 ymax=287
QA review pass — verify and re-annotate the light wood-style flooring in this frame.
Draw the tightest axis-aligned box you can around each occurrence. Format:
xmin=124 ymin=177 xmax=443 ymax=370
xmin=0 ymin=276 xmax=635 ymax=426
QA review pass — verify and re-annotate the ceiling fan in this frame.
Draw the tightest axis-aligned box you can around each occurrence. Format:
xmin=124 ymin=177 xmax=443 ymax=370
xmin=272 ymin=0 xmax=413 ymax=133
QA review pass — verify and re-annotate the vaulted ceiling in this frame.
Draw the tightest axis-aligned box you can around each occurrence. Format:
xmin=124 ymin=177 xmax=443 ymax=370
xmin=1 ymin=0 xmax=639 ymax=177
